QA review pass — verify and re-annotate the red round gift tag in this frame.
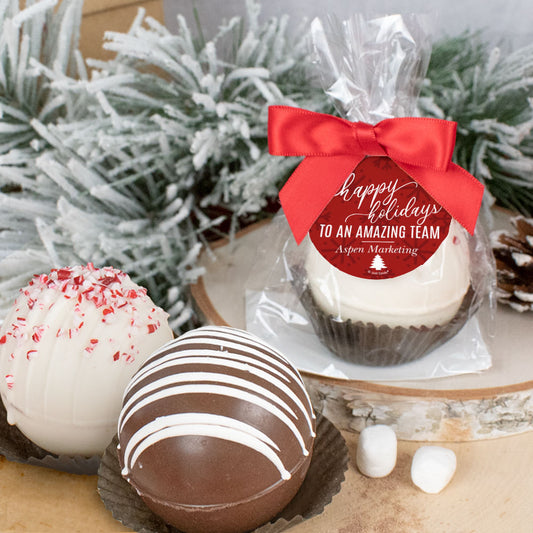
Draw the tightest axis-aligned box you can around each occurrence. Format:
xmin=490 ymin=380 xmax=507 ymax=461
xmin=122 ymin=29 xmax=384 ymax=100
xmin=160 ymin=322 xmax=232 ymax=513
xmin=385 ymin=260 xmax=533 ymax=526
xmin=308 ymin=156 xmax=452 ymax=279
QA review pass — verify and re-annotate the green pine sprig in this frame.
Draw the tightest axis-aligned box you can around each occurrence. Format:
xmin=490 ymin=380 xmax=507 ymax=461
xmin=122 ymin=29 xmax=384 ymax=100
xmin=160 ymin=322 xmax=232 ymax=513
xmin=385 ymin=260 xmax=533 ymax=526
xmin=0 ymin=0 xmax=328 ymax=330
xmin=420 ymin=32 xmax=533 ymax=214
xmin=1 ymin=2 xmax=533 ymax=331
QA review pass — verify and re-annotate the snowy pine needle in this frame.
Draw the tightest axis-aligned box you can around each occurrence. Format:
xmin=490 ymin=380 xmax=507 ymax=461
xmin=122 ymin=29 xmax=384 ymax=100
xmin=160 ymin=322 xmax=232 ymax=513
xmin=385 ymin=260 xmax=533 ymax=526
xmin=420 ymin=33 xmax=533 ymax=214
xmin=0 ymin=0 xmax=327 ymax=330
xmin=1 ymin=2 xmax=533 ymax=331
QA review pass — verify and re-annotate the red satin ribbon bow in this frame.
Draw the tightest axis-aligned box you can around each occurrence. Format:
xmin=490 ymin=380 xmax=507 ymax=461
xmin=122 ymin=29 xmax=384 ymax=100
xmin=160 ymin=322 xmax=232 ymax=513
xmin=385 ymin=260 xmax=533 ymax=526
xmin=268 ymin=106 xmax=484 ymax=244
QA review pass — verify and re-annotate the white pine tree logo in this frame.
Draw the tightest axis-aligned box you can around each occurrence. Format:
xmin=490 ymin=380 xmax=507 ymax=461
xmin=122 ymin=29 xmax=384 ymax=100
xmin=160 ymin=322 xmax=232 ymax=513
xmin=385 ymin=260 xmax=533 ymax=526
xmin=370 ymin=254 xmax=386 ymax=271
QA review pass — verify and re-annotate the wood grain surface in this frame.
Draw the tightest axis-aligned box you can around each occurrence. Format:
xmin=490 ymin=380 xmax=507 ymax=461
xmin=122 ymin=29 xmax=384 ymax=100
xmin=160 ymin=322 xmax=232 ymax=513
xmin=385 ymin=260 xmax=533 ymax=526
xmin=2 ymin=429 xmax=532 ymax=532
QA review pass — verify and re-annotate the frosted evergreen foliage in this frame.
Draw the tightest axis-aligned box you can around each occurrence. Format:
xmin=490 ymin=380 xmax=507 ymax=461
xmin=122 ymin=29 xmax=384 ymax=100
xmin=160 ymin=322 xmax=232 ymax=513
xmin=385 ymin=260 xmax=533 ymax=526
xmin=0 ymin=0 xmax=84 ymax=315
xmin=2 ymin=2 xmax=533 ymax=331
xmin=0 ymin=0 xmax=82 ymax=157
xmin=0 ymin=0 xmax=328 ymax=329
xmin=420 ymin=34 xmax=533 ymax=214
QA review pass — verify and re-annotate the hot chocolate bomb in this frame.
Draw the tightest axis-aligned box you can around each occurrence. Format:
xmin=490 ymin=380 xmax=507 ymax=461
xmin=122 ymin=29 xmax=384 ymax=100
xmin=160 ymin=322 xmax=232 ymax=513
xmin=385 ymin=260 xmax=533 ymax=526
xmin=0 ymin=264 xmax=173 ymax=457
xmin=117 ymin=326 xmax=316 ymax=533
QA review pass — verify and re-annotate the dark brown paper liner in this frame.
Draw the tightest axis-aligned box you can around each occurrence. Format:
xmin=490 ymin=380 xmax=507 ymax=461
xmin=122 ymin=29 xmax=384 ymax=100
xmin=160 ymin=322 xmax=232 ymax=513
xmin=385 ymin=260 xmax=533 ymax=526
xmin=293 ymin=266 xmax=477 ymax=366
xmin=97 ymin=413 xmax=349 ymax=533
xmin=0 ymin=399 xmax=100 ymax=475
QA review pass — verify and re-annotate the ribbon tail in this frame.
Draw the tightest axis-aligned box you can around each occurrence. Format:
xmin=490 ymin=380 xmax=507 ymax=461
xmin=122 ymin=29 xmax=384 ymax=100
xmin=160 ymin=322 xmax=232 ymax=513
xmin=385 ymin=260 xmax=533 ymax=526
xmin=279 ymin=155 xmax=362 ymax=244
xmin=400 ymin=162 xmax=485 ymax=235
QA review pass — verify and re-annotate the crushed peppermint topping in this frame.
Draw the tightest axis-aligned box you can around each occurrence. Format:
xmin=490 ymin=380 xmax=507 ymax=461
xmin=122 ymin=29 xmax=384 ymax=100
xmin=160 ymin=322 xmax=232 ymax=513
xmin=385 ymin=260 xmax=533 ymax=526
xmin=26 ymin=265 xmax=148 ymax=311
xmin=147 ymin=322 xmax=160 ymax=334
xmin=0 ymin=264 xmax=169 ymax=366
xmin=111 ymin=351 xmax=135 ymax=364
xmin=84 ymin=338 xmax=100 ymax=355
xmin=5 ymin=374 xmax=14 ymax=389
xmin=32 ymin=325 xmax=46 ymax=343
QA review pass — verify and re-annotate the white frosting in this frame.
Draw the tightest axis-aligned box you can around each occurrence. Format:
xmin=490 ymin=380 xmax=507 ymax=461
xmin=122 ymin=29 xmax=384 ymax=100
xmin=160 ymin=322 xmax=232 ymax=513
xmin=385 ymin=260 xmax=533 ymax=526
xmin=119 ymin=383 xmax=308 ymax=456
xmin=0 ymin=264 xmax=173 ymax=456
xmin=127 ymin=345 xmax=293 ymax=393
xmin=168 ymin=327 xmax=309 ymax=391
xmin=119 ymin=371 xmax=298 ymax=432
xmin=304 ymin=220 xmax=470 ymax=327
xmin=119 ymin=326 xmax=315 ymax=481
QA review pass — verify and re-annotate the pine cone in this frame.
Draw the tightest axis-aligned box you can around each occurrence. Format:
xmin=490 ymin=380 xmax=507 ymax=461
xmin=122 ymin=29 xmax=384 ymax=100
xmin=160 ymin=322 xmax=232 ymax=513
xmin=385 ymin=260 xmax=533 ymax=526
xmin=491 ymin=216 xmax=533 ymax=311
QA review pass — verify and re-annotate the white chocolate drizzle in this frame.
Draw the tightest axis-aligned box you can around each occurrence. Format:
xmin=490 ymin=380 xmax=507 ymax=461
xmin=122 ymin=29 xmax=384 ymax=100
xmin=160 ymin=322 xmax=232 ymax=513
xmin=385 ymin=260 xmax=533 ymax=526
xmin=119 ymin=326 xmax=315 ymax=481
xmin=119 ymin=382 xmax=308 ymax=455
xmin=123 ymin=352 xmax=314 ymax=434
xmin=122 ymin=413 xmax=291 ymax=480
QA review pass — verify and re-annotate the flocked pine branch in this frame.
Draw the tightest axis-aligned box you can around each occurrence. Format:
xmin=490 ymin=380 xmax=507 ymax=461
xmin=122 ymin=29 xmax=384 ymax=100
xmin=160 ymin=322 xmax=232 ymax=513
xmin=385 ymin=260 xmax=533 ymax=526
xmin=0 ymin=0 xmax=329 ymax=330
xmin=2 ymin=1 xmax=533 ymax=332
xmin=0 ymin=0 xmax=84 ymax=306
xmin=420 ymin=33 xmax=533 ymax=215
xmin=94 ymin=2 xmax=328 ymax=220
xmin=0 ymin=0 xmax=83 ymax=160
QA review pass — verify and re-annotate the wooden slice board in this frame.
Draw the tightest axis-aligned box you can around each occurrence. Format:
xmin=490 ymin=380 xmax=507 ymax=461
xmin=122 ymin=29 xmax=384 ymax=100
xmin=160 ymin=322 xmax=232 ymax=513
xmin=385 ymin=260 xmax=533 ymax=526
xmin=191 ymin=215 xmax=533 ymax=442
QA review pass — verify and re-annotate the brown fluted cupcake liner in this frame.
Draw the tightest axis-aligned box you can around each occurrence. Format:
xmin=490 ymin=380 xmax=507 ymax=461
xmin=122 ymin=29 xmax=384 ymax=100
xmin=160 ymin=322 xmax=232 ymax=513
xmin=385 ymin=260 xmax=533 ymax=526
xmin=0 ymin=399 xmax=101 ymax=475
xmin=97 ymin=413 xmax=349 ymax=533
xmin=293 ymin=266 xmax=478 ymax=366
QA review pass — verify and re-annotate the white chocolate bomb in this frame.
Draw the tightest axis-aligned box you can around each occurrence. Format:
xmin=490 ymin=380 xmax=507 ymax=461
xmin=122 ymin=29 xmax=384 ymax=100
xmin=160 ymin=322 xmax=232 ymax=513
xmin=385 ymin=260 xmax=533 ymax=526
xmin=0 ymin=264 xmax=173 ymax=456
xmin=305 ymin=220 xmax=470 ymax=328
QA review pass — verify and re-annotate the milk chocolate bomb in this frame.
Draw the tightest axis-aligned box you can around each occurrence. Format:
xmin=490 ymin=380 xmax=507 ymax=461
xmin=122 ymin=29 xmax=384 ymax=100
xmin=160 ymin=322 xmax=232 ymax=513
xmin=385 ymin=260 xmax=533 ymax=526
xmin=117 ymin=326 xmax=316 ymax=533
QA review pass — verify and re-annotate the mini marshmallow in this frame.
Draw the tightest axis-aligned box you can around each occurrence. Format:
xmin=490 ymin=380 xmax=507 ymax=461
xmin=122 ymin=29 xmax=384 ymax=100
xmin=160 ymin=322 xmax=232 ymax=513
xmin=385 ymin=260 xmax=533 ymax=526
xmin=356 ymin=424 xmax=397 ymax=478
xmin=411 ymin=446 xmax=457 ymax=494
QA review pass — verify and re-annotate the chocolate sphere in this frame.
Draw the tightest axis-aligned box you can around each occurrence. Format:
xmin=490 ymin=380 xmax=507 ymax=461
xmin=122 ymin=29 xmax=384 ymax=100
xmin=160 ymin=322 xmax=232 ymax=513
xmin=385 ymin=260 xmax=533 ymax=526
xmin=0 ymin=264 xmax=173 ymax=456
xmin=117 ymin=326 xmax=315 ymax=533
